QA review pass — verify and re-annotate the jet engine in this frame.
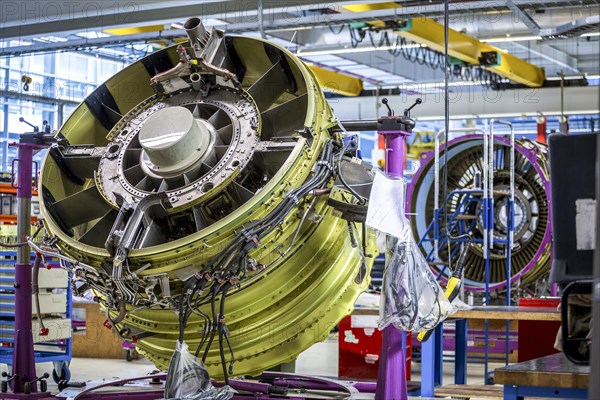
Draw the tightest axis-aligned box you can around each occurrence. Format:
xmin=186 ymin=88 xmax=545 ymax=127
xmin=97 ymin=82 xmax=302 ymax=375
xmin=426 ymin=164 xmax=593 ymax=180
xmin=38 ymin=18 xmax=376 ymax=378
xmin=408 ymin=136 xmax=552 ymax=292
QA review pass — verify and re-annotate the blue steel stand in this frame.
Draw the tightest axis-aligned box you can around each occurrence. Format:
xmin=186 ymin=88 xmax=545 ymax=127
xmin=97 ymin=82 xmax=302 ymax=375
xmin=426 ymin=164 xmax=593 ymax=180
xmin=454 ymin=319 xmax=468 ymax=385
xmin=420 ymin=325 xmax=443 ymax=396
xmin=420 ymin=124 xmax=516 ymax=387
xmin=0 ymin=253 xmax=72 ymax=369
xmin=504 ymin=385 xmax=587 ymax=400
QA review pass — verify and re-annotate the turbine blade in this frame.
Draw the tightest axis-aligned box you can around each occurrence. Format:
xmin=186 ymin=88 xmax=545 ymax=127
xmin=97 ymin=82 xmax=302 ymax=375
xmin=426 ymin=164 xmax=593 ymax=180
xmin=53 ymin=185 xmax=112 ymax=228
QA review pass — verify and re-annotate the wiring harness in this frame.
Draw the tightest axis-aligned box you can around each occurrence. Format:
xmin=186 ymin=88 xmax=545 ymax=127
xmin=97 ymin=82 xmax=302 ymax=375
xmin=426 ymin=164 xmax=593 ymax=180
xmin=174 ymin=138 xmax=342 ymax=383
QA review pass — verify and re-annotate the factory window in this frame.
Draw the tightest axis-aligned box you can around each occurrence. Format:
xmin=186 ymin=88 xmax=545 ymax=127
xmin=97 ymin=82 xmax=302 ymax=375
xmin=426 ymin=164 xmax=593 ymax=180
xmin=55 ymin=53 xmax=90 ymax=81
xmin=0 ymin=51 xmax=127 ymax=173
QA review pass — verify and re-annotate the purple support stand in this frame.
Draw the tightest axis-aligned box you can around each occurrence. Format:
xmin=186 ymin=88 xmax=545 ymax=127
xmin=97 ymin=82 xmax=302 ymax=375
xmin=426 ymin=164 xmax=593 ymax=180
xmin=3 ymin=143 xmax=48 ymax=399
xmin=375 ymin=129 xmax=410 ymax=400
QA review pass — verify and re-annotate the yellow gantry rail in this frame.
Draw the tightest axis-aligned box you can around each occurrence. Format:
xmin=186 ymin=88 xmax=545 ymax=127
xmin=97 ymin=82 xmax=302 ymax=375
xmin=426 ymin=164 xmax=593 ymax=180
xmin=104 ymin=25 xmax=168 ymax=36
xmin=343 ymin=3 xmax=546 ymax=87
xmin=307 ymin=64 xmax=364 ymax=96
xmin=398 ymin=18 xmax=545 ymax=87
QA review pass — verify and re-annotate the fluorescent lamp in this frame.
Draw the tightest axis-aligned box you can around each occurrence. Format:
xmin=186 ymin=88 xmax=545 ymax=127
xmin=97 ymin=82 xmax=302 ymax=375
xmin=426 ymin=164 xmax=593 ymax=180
xmin=481 ymin=35 xmax=541 ymax=43
xmin=581 ymin=32 xmax=600 ymax=37
xmin=400 ymin=81 xmax=480 ymax=89
xmin=546 ymin=74 xmax=600 ymax=81
xmin=296 ymin=44 xmax=422 ymax=57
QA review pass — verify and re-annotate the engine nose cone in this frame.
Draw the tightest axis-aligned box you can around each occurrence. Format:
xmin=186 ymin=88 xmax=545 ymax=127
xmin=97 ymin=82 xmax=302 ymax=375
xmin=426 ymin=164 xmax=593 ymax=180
xmin=139 ymin=106 xmax=213 ymax=174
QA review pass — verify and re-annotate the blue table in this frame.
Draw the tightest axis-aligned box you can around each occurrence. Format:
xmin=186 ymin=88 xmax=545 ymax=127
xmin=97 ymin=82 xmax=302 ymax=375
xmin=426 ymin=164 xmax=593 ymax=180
xmin=353 ymin=305 xmax=561 ymax=396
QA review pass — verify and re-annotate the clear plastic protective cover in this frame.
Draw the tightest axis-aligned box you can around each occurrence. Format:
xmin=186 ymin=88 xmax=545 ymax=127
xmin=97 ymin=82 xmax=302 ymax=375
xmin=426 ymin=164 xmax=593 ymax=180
xmin=378 ymin=238 xmax=455 ymax=331
xmin=366 ymin=170 xmax=455 ymax=332
xmin=164 ymin=340 xmax=235 ymax=400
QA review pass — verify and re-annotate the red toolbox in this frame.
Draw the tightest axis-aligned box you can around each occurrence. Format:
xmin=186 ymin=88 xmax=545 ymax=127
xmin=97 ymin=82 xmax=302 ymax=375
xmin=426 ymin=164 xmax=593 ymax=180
xmin=338 ymin=314 xmax=411 ymax=380
xmin=517 ymin=297 xmax=561 ymax=362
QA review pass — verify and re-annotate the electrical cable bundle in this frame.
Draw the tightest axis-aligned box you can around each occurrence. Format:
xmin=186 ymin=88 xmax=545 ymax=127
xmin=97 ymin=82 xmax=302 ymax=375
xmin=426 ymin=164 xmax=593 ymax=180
xmin=174 ymin=138 xmax=338 ymax=384
xmin=345 ymin=27 xmax=505 ymax=89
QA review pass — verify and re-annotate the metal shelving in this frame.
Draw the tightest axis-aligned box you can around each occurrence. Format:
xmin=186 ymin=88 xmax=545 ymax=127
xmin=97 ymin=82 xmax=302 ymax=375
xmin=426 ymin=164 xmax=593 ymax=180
xmin=0 ymin=251 xmax=72 ymax=383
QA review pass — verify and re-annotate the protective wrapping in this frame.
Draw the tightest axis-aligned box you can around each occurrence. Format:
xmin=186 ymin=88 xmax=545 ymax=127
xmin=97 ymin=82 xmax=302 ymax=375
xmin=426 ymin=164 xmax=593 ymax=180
xmin=366 ymin=170 xmax=454 ymax=332
xmin=164 ymin=340 xmax=235 ymax=400
xmin=378 ymin=238 xmax=455 ymax=331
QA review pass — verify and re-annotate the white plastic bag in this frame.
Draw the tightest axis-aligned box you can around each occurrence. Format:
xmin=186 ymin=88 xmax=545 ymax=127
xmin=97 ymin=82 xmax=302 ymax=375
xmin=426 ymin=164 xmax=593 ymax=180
xmin=366 ymin=170 xmax=454 ymax=332
xmin=164 ymin=340 xmax=235 ymax=400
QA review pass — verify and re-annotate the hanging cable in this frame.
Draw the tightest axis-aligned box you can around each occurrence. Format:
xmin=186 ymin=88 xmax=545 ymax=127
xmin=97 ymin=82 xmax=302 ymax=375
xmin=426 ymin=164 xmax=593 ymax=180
xmin=442 ymin=0 xmax=452 ymax=272
xmin=350 ymin=27 xmax=505 ymax=89
xmin=329 ymin=24 xmax=345 ymax=35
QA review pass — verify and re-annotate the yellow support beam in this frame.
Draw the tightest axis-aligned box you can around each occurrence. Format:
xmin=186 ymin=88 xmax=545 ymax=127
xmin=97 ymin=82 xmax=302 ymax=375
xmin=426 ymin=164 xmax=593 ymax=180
xmin=342 ymin=3 xmax=545 ymax=87
xmin=105 ymin=25 xmax=167 ymax=36
xmin=398 ymin=18 xmax=545 ymax=87
xmin=307 ymin=64 xmax=364 ymax=96
xmin=343 ymin=2 xmax=399 ymax=12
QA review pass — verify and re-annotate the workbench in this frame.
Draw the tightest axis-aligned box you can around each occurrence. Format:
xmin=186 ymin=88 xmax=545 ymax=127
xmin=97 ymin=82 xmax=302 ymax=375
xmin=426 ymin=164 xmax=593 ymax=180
xmin=353 ymin=305 xmax=560 ymax=396
xmin=495 ymin=352 xmax=589 ymax=399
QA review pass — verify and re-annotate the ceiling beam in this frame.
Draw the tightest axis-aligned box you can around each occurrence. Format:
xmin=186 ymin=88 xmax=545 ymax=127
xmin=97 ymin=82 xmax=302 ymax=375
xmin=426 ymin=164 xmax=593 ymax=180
xmin=396 ymin=17 xmax=546 ymax=86
xmin=0 ymin=31 xmax=185 ymax=57
xmin=0 ymin=0 xmax=348 ymax=40
xmin=511 ymin=41 xmax=580 ymax=72
xmin=505 ymin=0 xmax=541 ymax=35
xmin=0 ymin=89 xmax=79 ymax=106
xmin=0 ymin=0 xmax=567 ymax=41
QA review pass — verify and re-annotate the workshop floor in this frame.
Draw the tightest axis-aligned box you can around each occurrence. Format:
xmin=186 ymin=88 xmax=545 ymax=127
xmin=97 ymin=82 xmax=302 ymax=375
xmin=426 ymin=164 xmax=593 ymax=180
xmin=2 ymin=334 xmax=504 ymax=399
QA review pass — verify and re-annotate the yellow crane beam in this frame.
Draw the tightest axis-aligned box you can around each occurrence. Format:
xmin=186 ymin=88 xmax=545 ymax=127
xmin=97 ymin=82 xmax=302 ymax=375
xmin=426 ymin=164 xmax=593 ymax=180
xmin=104 ymin=25 xmax=167 ymax=35
xmin=342 ymin=3 xmax=545 ymax=87
xmin=307 ymin=64 xmax=364 ymax=96
xmin=398 ymin=18 xmax=545 ymax=87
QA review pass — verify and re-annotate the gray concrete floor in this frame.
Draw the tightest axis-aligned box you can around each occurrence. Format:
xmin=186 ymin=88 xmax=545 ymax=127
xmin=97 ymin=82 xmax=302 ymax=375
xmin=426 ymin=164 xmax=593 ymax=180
xmin=1 ymin=334 xmax=504 ymax=398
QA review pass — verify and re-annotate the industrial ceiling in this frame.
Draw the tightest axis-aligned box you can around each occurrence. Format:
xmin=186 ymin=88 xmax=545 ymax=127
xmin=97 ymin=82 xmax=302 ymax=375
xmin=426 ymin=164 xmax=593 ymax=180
xmin=0 ymin=0 xmax=598 ymax=91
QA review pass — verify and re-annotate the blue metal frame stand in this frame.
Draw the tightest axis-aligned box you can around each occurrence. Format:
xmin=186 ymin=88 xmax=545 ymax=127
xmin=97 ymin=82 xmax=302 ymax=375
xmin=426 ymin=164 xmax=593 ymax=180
xmin=503 ymin=385 xmax=587 ymax=400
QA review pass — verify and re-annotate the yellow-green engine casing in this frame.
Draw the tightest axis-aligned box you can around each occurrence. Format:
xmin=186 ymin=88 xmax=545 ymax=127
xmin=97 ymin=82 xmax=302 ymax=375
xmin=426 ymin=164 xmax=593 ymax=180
xmin=39 ymin=35 xmax=376 ymax=378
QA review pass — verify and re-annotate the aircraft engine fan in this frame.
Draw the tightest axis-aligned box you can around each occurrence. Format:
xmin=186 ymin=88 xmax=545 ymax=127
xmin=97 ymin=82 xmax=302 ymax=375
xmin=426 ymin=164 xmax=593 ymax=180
xmin=408 ymin=135 xmax=552 ymax=292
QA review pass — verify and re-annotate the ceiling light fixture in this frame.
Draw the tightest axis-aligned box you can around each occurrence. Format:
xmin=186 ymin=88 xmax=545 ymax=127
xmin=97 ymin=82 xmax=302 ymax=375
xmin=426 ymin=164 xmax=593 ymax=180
xmin=479 ymin=36 xmax=542 ymax=43
xmin=295 ymin=43 xmax=423 ymax=57
xmin=546 ymin=74 xmax=600 ymax=81
xmin=481 ymin=35 xmax=542 ymax=43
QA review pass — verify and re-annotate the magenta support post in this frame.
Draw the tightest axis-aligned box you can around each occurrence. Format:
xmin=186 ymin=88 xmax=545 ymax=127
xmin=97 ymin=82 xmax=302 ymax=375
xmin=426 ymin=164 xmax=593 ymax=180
xmin=375 ymin=127 xmax=411 ymax=400
xmin=11 ymin=143 xmax=38 ymax=394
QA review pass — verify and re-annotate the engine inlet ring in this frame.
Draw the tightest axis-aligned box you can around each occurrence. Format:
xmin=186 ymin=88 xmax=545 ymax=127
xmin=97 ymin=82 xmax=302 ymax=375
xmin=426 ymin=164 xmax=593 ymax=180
xmin=407 ymin=135 xmax=552 ymax=291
